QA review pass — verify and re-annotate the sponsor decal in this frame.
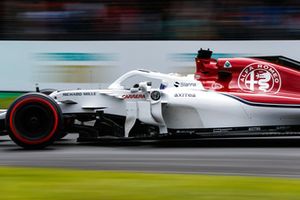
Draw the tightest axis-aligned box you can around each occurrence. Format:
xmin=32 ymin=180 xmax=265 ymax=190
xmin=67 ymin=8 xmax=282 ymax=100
xmin=180 ymin=82 xmax=197 ymax=87
xmin=174 ymin=81 xmax=197 ymax=87
xmin=224 ymin=60 xmax=232 ymax=68
xmin=174 ymin=93 xmax=196 ymax=98
xmin=83 ymin=92 xmax=96 ymax=96
xmin=238 ymin=63 xmax=281 ymax=93
xmin=122 ymin=94 xmax=145 ymax=99
xmin=211 ymin=83 xmax=223 ymax=90
xmin=63 ymin=92 xmax=82 ymax=96
xmin=62 ymin=92 xmax=96 ymax=96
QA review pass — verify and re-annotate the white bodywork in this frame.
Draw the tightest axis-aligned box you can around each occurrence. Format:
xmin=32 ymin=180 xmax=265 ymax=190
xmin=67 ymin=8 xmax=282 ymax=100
xmin=39 ymin=69 xmax=300 ymax=137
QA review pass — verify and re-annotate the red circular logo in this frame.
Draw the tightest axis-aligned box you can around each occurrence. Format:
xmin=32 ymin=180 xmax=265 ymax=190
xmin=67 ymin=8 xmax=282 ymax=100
xmin=238 ymin=63 xmax=281 ymax=94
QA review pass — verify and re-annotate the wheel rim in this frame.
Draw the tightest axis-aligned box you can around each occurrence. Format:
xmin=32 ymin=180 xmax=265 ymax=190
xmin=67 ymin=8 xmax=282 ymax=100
xmin=14 ymin=103 xmax=54 ymax=140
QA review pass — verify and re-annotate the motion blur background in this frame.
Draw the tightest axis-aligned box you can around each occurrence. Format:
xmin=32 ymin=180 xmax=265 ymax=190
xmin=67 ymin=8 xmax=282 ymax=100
xmin=0 ymin=0 xmax=299 ymax=40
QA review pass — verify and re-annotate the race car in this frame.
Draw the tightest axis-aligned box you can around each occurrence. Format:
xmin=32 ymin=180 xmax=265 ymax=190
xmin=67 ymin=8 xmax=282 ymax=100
xmin=0 ymin=49 xmax=300 ymax=149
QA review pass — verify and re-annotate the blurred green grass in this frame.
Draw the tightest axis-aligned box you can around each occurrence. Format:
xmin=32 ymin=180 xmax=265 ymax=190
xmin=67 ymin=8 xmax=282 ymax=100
xmin=0 ymin=92 xmax=24 ymax=109
xmin=1 ymin=167 xmax=300 ymax=200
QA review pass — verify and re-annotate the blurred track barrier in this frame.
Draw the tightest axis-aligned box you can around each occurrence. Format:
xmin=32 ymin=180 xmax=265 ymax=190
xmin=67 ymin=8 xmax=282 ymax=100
xmin=0 ymin=40 xmax=299 ymax=91
xmin=0 ymin=91 xmax=26 ymax=109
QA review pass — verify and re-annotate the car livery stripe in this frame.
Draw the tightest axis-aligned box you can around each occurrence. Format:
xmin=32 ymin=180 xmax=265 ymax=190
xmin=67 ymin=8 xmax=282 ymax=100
xmin=222 ymin=93 xmax=300 ymax=108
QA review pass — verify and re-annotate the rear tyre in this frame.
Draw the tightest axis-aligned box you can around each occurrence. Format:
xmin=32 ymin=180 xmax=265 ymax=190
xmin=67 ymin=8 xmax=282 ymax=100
xmin=6 ymin=93 xmax=63 ymax=149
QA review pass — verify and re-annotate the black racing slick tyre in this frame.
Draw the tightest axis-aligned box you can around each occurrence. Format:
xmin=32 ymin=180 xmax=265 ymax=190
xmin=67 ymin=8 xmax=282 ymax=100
xmin=39 ymin=88 xmax=68 ymax=140
xmin=6 ymin=93 xmax=63 ymax=149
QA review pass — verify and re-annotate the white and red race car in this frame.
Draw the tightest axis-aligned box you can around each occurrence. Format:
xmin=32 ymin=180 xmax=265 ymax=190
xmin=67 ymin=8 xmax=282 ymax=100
xmin=1 ymin=49 xmax=300 ymax=149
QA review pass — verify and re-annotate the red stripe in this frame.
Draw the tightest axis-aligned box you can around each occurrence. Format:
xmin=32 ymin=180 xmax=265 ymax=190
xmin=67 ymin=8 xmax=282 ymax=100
xmin=9 ymin=97 xmax=59 ymax=145
xmin=223 ymin=92 xmax=300 ymax=105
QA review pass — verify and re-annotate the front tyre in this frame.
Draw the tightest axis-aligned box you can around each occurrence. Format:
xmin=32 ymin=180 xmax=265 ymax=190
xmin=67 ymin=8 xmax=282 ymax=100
xmin=6 ymin=93 xmax=63 ymax=149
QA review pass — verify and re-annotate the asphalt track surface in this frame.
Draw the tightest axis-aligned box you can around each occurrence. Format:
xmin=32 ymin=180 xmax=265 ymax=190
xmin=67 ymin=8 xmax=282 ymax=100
xmin=1 ymin=134 xmax=300 ymax=177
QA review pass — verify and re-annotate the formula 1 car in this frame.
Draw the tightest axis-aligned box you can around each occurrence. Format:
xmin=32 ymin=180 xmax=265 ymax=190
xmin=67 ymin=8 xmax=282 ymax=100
xmin=1 ymin=49 xmax=300 ymax=149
